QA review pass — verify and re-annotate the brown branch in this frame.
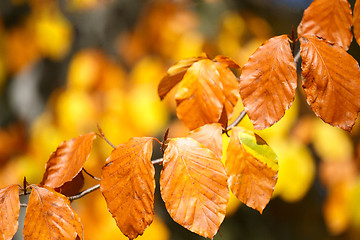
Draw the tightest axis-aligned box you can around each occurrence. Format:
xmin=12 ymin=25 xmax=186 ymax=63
xmin=97 ymin=123 xmax=116 ymax=149
xmin=152 ymin=158 xmax=163 ymax=164
xmin=227 ymin=110 xmax=247 ymax=131
xmin=68 ymin=184 xmax=100 ymax=201
xmin=294 ymin=50 xmax=301 ymax=65
xmin=82 ymin=168 xmax=101 ymax=181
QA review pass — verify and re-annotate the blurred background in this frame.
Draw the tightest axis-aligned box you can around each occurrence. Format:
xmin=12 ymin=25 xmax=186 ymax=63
xmin=1 ymin=0 xmax=360 ymax=239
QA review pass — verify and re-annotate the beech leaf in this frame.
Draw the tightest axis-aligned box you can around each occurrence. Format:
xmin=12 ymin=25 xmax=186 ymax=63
xmin=187 ymin=123 xmax=223 ymax=160
xmin=298 ymin=0 xmax=353 ymax=50
xmin=300 ymin=36 xmax=360 ymax=131
xmin=160 ymin=138 xmax=229 ymax=239
xmin=225 ymin=127 xmax=278 ymax=213
xmin=100 ymin=137 xmax=155 ymax=240
xmin=214 ymin=55 xmax=240 ymax=68
xmin=239 ymin=35 xmax=297 ymax=130
xmin=354 ymin=0 xmax=360 ymax=46
xmin=23 ymin=185 xmax=83 ymax=240
xmin=0 ymin=185 xmax=19 ymax=240
xmin=40 ymin=132 xmax=96 ymax=189
xmin=55 ymin=171 xmax=84 ymax=197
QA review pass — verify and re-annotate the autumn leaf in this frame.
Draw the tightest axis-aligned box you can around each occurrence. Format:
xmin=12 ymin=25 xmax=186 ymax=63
xmin=0 ymin=185 xmax=20 ymax=240
xmin=225 ymin=127 xmax=278 ymax=213
xmin=100 ymin=137 xmax=155 ymax=240
xmin=187 ymin=123 xmax=223 ymax=160
xmin=214 ymin=55 xmax=240 ymax=69
xmin=239 ymin=35 xmax=297 ymax=130
xmin=298 ymin=0 xmax=353 ymax=50
xmin=160 ymin=137 xmax=229 ymax=239
xmin=23 ymin=185 xmax=83 ymax=240
xmin=300 ymin=36 xmax=360 ymax=131
xmin=354 ymin=0 xmax=360 ymax=46
xmin=158 ymin=55 xmax=206 ymax=100
xmin=55 ymin=171 xmax=85 ymax=197
xmin=40 ymin=132 xmax=96 ymax=189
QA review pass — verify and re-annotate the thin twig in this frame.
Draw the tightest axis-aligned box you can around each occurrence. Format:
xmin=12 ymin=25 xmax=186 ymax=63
xmin=227 ymin=110 xmax=247 ymax=131
xmin=20 ymin=203 xmax=27 ymax=207
xmin=68 ymin=184 xmax=100 ymax=201
xmin=151 ymin=158 xmax=163 ymax=165
xmin=97 ymin=123 xmax=116 ymax=149
xmin=294 ymin=50 xmax=301 ymax=65
xmin=82 ymin=168 xmax=101 ymax=181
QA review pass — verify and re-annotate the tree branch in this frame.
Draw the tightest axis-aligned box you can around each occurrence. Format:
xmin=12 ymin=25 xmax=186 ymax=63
xmin=68 ymin=184 xmax=100 ymax=201
xmin=82 ymin=168 xmax=101 ymax=181
xmin=20 ymin=203 xmax=27 ymax=207
xmin=152 ymin=158 xmax=163 ymax=164
xmin=227 ymin=110 xmax=247 ymax=131
xmin=294 ymin=50 xmax=301 ymax=65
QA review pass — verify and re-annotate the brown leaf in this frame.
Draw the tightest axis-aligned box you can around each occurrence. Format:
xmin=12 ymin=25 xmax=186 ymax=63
xmin=100 ymin=137 xmax=155 ymax=239
xmin=160 ymin=138 xmax=229 ymax=239
xmin=300 ymin=36 xmax=360 ymax=131
xmin=239 ymin=35 xmax=297 ymax=130
xmin=298 ymin=0 xmax=353 ymax=50
xmin=0 ymin=185 xmax=19 ymax=240
xmin=40 ymin=132 xmax=96 ymax=189
xmin=55 ymin=171 xmax=84 ymax=197
xmin=214 ymin=55 xmax=240 ymax=68
xmin=187 ymin=123 xmax=223 ymax=160
xmin=158 ymin=55 xmax=206 ymax=100
xmin=354 ymin=0 xmax=360 ymax=46
xmin=23 ymin=185 xmax=83 ymax=240
xmin=225 ymin=127 xmax=278 ymax=213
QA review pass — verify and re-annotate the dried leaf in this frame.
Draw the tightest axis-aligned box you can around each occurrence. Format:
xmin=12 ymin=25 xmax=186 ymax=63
xmin=214 ymin=55 xmax=240 ymax=68
xmin=300 ymin=36 xmax=360 ymax=131
xmin=160 ymin=138 xmax=229 ymax=239
xmin=298 ymin=0 xmax=353 ymax=50
xmin=175 ymin=59 xmax=225 ymax=130
xmin=55 ymin=171 xmax=84 ymax=197
xmin=354 ymin=0 xmax=360 ymax=46
xmin=40 ymin=132 xmax=96 ymax=189
xmin=239 ymin=35 xmax=297 ymax=130
xmin=225 ymin=127 xmax=278 ymax=213
xmin=0 ymin=185 xmax=19 ymax=240
xmin=158 ymin=55 xmax=206 ymax=100
xmin=23 ymin=185 xmax=83 ymax=240
xmin=187 ymin=123 xmax=223 ymax=160
xmin=100 ymin=137 xmax=155 ymax=239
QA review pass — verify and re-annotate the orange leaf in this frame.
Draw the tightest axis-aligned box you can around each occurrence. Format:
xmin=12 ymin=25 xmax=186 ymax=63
xmin=158 ymin=55 xmax=206 ymax=100
xmin=23 ymin=185 xmax=83 ymax=240
xmin=298 ymin=0 xmax=353 ymax=50
xmin=354 ymin=0 xmax=360 ymax=46
xmin=160 ymin=138 xmax=229 ymax=239
xmin=55 ymin=171 xmax=84 ymax=197
xmin=300 ymin=36 xmax=360 ymax=131
xmin=225 ymin=127 xmax=278 ymax=213
xmin=214 ymin=55 xmax=240 ymax=68
xmin=239 ymin=35 xmax=297 ymax=130
xmin=100 ymin=137 xmax=155 ymax=239
xmin=40 ymin=132 xmax=96 ymax=189
xmin=0 ymin=185 xmax=19 ymax=240
xmin=187 ymin=123 xmax=223 ymax=160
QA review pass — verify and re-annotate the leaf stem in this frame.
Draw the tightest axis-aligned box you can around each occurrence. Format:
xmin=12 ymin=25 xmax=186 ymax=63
xmin=227 ymin=110 xmax=247 ymax=131
xmin=151 ymin=158 xmax=163 ymax=164
xmin=68 ymin=184 xmax=100 ymax=201
xmin=82 ymin=168 xmax=101 ymax=181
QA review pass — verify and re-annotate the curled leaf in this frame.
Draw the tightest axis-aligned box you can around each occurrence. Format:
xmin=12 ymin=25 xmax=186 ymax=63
xmin=298 ymin=0 xmax=353 ymax=50
xmin=40 ymin=132 xmax=96 ymax=189
xmin=300 ymin=36 xmax=360 ymax=131
xmin=160 ymin=138 xmax=229 ymax=239
xmin=225 ymin=127 xmax=278 ymax=213
xmin=23 ymin=185 xmax=83 ymax=240
xmin=0 ymin=185 xmax=20 ymax=240
xmin=239 ymin=35 xmax=297 ymax=130
xmin=100 ymin=137 xmax=155 ymax=239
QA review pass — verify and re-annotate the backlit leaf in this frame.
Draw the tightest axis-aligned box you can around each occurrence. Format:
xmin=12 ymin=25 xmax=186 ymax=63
xmin=239 ymin=35 xmax=297 ymax=130
xmin=158 ymin=55 xmax=206 ymax=100
xmin=40 ymin=132 xmax=96 ymax=189
xmin=298 ymin=0 xmax=353 ymax=50
xmin=300 ymin=36 xmax=360 ymax=131
xmin=160 ymin=138 xmax=229 ymax=239
xmin=23 ymin=185 xmax=83 ymax=240
xmin=55 ymin=171 xmax=84 ymax=197
xmin=0 ymin=185 xmax=19 ymax=240
xmin=354 ymin=0 xmax=360 ymax=46
xmin=214 ymin=55 xmax=240 ymax=68
xmin=187 ymin=123 xmax=223 ymax=160
xmin=225 ymin=127 xmax=278 ymax=213
xmin=100 ymin=137 xmax=155 ymax=239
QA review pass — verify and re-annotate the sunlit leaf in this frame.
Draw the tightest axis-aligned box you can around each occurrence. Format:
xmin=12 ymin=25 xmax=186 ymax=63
xmin=160 ymin=138 xmax=229 ymax=239
xmin=298 ymin=0 xmax=353 ymax=50
xmin=187 ymin=123 xmax=223 ymax=160
xmin=354 ymin=0 xmax=360 ymax=46
xmin=214 ymin=55 xmax=240 ymax=68
xmin=239 ymin=35 xmax=297 ymax=130
xmin=225 ymin=127 xmax=278 ymax=213
xmin=300 ymin=36 xmax=360 ymax=131
xmin=0 ymin=185 xmax=20 ymax=240
xmin=100 ymin=137 xmax=155 ymax=239
xmin=158 ymin=55 xmax=206 ymax=100
xmin=40 ymin=132 xmax=96 ymax=189
xmin=23 ymin=185 xmax=83 ymax=240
